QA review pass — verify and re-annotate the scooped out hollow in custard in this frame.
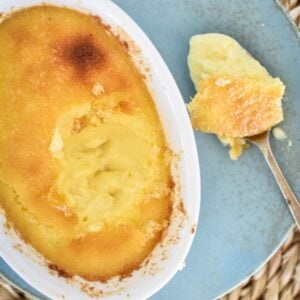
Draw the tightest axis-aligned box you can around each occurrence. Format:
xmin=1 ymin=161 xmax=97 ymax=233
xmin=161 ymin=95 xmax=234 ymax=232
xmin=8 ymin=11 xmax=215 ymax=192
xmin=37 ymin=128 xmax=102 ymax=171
xmin=0 ymin=6 xmax=173 ymax=280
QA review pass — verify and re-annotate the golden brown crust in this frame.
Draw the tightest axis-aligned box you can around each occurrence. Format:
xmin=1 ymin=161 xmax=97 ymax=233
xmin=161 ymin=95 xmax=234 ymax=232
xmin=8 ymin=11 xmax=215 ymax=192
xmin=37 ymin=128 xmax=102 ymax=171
xmin=188 ymin=76 xmax=285 ymax=138
xmin=0 ymin=6 xmax=172 ymax=280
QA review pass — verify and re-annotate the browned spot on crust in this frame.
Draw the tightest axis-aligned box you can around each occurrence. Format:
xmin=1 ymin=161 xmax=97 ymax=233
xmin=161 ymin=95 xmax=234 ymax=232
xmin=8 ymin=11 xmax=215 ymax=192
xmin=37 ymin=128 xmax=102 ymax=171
xmin=3 ymin=220 xmax=12 ymax=231
xmin=168 ymin=178 xmax=175 ymax=190
xmin=48 ymin=263 xmax=72 ymax=279
xmin=64 ymin=36 xmax=102 ymax=71
xmin=58 ymin=34 xmax=106 ymax=80
xmin=121 ymin=40 xmax=129 ymax=51
xmin=72 ymin=115 xmax=88 ymax=133
xmin=80 ymin=283 xmax=104 ymax=298
xmin=118 ymin=100 xmax=134 ymax=114
xmin=92 ymin=15 xmax=111 ymax=32
xmin=191 ymin=225 xmax=196 ymax=234
xmin=13 ymin=243 xmax=23 ymax=253
xmin=177 ymin=201 xmax=187 ymax=215
xmin=144 ymin=258 xmax=150 ymax=267
xmin=118 ymin=272 xmax=133 ymax=281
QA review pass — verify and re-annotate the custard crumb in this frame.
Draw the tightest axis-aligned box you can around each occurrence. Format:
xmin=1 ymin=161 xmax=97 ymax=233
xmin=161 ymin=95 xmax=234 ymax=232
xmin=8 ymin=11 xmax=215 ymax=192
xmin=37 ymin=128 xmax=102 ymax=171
xmin=272 ymin=127 xmax=287 ymax=141
xmin=49 ymin=127 xmax=63 ymax=154
xmin=92 ymin=82 xmax=105 ymax=96
xmin=272 ymin=127 xmax=293 ymax=148
xmin=215 ymin=78 xmax=231 ymax=87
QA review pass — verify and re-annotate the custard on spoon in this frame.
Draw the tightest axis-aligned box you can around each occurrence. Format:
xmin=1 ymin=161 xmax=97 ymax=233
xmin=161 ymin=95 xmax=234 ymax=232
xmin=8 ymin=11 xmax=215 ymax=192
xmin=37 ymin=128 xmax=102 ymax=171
xmin=188 ymin=33 xmax=285 ymax=159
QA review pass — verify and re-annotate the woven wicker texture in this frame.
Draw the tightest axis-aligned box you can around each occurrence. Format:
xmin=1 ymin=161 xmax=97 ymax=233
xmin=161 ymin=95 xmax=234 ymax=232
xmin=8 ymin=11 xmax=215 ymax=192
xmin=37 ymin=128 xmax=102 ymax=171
xmin=282 ymin=0 xmax=300 ymax=26
xmin=0 ymin=0 xmax=299 ymax=299
xmin=219 ymin=227 xmax=300 ymax=300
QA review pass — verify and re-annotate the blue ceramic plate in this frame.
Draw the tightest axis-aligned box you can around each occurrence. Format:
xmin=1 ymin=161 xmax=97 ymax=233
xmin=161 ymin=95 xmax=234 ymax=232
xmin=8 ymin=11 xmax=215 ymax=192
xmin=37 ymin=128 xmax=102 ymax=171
xmin=0 ymin=0 xmax=299 ymax=299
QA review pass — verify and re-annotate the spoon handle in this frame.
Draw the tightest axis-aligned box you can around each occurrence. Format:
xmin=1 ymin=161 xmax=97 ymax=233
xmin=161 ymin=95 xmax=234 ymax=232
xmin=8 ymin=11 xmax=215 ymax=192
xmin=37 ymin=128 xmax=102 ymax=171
xmin=258 ymin=140 xmax=300 ymax=230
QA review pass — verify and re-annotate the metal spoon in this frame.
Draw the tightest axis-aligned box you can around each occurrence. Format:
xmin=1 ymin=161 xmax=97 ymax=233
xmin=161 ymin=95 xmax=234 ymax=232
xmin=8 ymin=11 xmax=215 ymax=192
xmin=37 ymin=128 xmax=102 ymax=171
xmin=246 ymin=131 xmax=300 ymax=230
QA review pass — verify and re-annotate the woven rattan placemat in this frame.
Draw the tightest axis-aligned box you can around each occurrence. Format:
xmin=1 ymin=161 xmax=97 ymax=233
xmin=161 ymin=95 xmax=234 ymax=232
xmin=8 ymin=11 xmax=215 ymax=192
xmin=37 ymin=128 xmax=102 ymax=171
xmin=219 ymin=227 xmax=300 ymax=300
xmin=0 ymin=1 xmax=299 ymax=299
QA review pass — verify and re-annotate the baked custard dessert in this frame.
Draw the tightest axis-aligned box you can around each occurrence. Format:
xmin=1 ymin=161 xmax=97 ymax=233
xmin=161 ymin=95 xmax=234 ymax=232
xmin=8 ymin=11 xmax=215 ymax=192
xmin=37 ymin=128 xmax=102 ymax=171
xmin=188 ymin=33 xmax=285 ymax=159
xmin=0 ymin=6 xmax=173 ymax=280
